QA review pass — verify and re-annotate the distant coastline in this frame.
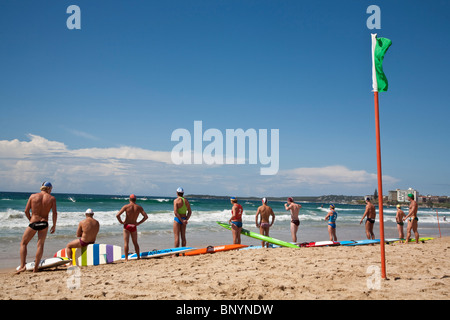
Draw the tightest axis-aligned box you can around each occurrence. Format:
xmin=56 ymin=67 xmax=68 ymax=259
xmin=186 ymin=194 xmax=450 ymax=208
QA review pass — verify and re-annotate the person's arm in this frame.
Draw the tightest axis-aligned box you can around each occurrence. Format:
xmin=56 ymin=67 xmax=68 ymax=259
xmin=404 ymin=207 xmax=414 ymax=221
xmin=116 ymin=206 xmax=126 ymax=224
xmin=137 ymin=207 xmax=148 ymax=226
xmin=50 ymin=197 xmax=57 ymax=234
xmin=76 ymin=222 xmax=83 ymax=238
xmin=185 ymin=199 xmax=192 ymax=221
xmin=360 ymin=206 xmax=368 ymax=224
xmin=229 ymin=205 xmax=236 ymax=223
xmin=255 ymin=209 xmax=260 ymax=227
xmin=24 ymin=197 xmax=32 ymax=221
xmin=270 ymin=209 xmax=275 ymax=226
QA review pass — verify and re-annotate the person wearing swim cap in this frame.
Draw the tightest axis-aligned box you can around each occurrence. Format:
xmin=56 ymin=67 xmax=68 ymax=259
xmin=360 ymin=197 xmax=376 ymax=240
xmin=325 ymin=204 xmax=338 ymax=241
xmin=395 ymin=205 xmax=406 ymax=241
xmin=17 ymin=182 xmax=58 ymax=273
xmin=173 ymin=187 xmax=192 ymax=248
xmin=403 ymin=193 xmax=420 ymax=244
xmin=285 ymin=197 xmax=301 ymax=243
xmin=116 ymin=194 xmax=148 ymax=260
xmin=229 ymin=197 xmax=243 ymax=244
xmin=255 ymin=197 xmax=275 ymax=247
xmin=65 ymin=208 xmax=100 ymax=263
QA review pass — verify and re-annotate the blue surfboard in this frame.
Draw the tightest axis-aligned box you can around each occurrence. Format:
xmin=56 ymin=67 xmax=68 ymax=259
xmin=122 ymin=246 xmax=196 ymax=260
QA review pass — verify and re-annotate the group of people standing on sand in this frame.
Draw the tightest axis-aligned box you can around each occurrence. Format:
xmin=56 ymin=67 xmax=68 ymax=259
xmin=230 ymin=194 xmax=421 ymax=246
xmin=17 ymin=182 xmax=421 ymax=272
xmin=17 ymin=183 xmax=194 ymax=272
xmin=16 ymin=182 xmax=151 ymax=273
xmin=360 ymin=194 xmax=420 ymax=243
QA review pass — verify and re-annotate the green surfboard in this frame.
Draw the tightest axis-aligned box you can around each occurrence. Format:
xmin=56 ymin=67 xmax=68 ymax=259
xmin=217 ymin=222 xmax=299 ymax=248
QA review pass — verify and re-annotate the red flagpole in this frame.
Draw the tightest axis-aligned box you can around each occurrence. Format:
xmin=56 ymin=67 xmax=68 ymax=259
xmin=374 ymin=91 xmax=387 ymax=279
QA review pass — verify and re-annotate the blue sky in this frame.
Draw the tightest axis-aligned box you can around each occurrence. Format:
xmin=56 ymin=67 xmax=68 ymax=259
xmin=0 ymin=0 xmax=449 ymax=197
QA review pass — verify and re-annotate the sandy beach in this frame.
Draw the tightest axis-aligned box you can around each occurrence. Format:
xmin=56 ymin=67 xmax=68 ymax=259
xmin=1 ymin=236 xmax=448 ymax=301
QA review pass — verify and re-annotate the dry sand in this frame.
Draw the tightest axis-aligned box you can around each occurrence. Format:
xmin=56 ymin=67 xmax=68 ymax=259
xmin=1 ymin=237 xmax=449 ymax=300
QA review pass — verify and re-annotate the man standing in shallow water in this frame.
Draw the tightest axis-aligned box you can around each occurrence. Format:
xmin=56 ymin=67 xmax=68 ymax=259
xmin=17 ymin=182 xmax=57 ymax=273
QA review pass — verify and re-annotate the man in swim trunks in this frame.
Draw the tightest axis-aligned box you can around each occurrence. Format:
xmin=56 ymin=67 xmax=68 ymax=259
xmin=229 ymin=197 xmax=243 ymax=244
xmin=403 ymin=193 xmax=419 ymax=244
xmin=255 ymin=198 xmax=275 ymax=248
xmin=285 ymin=197 xmax=301 ymax=243
xmin=395 ymin=204 xmax=406 ymax=241
xmin=116 ymin=194 xmax=148 ymax=260
xmin=65 ymin=208 xmax=100 ymax=263
xmin=17 ymin=182 xmax=57 ymax=273
xmin=325 ymin=204 xmax=338 ymax=241
xmin=360 ymin=197 xmax=376 ymax=239
xmin=173 ymin=187 xmax=192 ymax=248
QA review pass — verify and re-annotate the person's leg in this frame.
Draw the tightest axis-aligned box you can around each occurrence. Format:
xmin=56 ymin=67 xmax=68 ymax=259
xmin=17 ymin=227 xmax=37 ymax=273
xmin=130 ymin=231 xmax=140 ymax=259
xmin=123 ymin=229 xmax=131 ymax=260
xmin=291 ymin=222 xmax=298 ymax=243
xmin=173 ymin=221 xmax=181 ymax=247
xmin=180 ymin=223 xmax=187 ymax=247
xmin=33 ymin=228 xmax=49 ymax=272
xmin=66 ymin=239 xmax=82 ymax=261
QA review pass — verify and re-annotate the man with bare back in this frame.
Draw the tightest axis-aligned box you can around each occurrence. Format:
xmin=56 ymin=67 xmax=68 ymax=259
xmin=65 ymin=208 xmax=100 ymax=262
xmin=255 ymin=197 xmax=275 ymax=248
xmin=17 ymin=182 xmax=57 ymax=273
xmin=116 ymin=194 xmax=148 ymax=260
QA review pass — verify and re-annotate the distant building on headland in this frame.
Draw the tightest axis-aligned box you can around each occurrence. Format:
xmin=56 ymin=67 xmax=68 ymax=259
xmin=388 ymin=188 xmax=419 ymax=203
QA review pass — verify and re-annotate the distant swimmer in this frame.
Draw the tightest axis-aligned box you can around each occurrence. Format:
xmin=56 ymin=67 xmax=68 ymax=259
xmin=116 ymin=194 xmax=148 ymax=260
xmin=395 ymin=205 xmax=406 ymax=241
xmin=360 ymin=197 xmax=376 ymax=239
xmin=255 ymin=197 xmax=275 ymax=248
xmin=284 ymin=197 xmax=301 ymax=243
xmin=403 ymin=193 xmax=419 ymax=244
xmin=229 ymin=197 xmax=243 ymax=244
xmin=173 ymin=187 xmax=192 ymax=248
xmin=65 ymin=208 xmax=100 ymax=263
xmin=325 ymin=204 xmax=338 ymax=241
xmin=17 ymin=182 xmax=57 ymax=273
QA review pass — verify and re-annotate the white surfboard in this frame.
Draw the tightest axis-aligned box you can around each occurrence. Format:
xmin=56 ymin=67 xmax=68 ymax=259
xmin=16 ymin=257 xmax=71 ymax=271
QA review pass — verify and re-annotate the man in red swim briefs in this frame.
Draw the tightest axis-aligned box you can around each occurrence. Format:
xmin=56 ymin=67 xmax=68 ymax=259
xmin=116 ymin=195 xmax=148 ymax=261
xmin=65 ymin=208 xmax=100 ymax=263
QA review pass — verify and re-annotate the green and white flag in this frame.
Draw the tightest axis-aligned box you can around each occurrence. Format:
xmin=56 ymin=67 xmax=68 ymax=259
xmin=371 ymin=34 xmax=392 ymax=92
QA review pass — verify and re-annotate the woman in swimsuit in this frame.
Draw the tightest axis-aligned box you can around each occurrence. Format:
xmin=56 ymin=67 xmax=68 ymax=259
xmin=325 ymin=204 xmax=338 ymax=241
xmin=229 ymin=197 xmax=243 ymax=244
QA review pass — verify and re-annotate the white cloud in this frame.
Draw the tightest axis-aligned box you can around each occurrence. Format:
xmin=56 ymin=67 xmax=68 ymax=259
xmin=0 ymin=134 xmax=175 ymax=194
xmin=278 ymin=165 xmax=398 ymax=186
xmin=0 ymin=135 xmax=399 ymax=196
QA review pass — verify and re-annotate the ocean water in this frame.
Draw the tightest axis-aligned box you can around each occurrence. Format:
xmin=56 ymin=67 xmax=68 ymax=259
xmin=1 ymin=191 xmax=449 ymax=269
